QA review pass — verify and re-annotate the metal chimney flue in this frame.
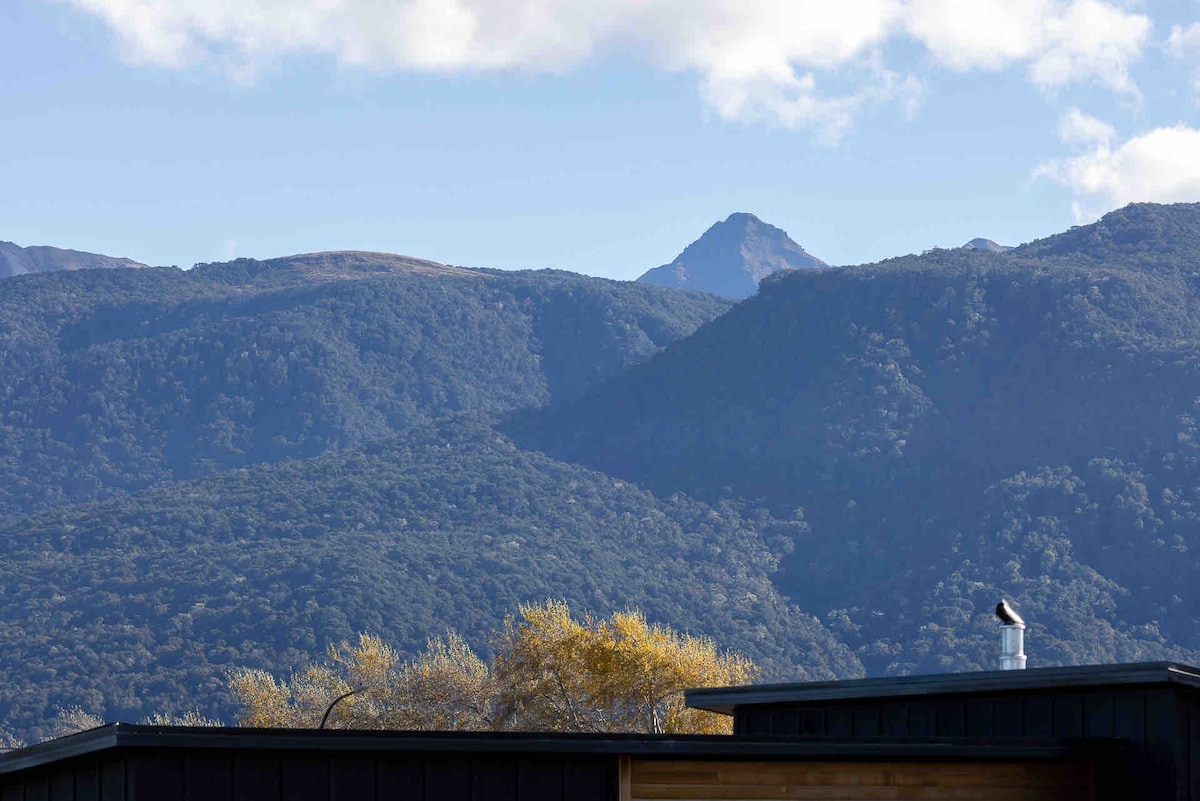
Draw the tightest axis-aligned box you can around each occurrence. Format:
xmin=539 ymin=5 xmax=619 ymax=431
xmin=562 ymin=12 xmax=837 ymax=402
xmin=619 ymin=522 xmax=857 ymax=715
xmin=995 ymin=599 xmax=1026 ymax=670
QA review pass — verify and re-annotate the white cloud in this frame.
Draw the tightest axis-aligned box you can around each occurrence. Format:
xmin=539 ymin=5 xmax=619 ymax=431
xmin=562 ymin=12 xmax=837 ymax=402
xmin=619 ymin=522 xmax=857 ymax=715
xmin=630 ymin=0 xmax=913 ymax=138
xmin=1036 ymin=110 xmax=1200 ymax=221
xmin=1167 ymin=22 xmax=1200 ymax=58
xmin=700 ymin=62 xmax=924 ymax=142
xmin=65 ymin=0 xmax=1153 ymax=135
xmin=1057 ymin=106 xmax=1116 ymax=146
xmin=1166 ymin=22 xmax=1200 ymax=102
xmin=907 ymin=0 xmax=1148 ymax=95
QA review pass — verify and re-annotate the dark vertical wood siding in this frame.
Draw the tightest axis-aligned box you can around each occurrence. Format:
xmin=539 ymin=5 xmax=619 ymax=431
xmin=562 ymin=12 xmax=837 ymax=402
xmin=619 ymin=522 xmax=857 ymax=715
xmin=731 ymin=685 xmax=1193 ymax=801
xmin=1184 ymin=695 xmax=1200 ymax=801
xmin=280 ymin=756 xmax=326 ymax=801
xmin=0 ymin=750 xmax=615 ymax=801
xmin=1 ymin=757 xmax=129 ymax=801
xmin=734 ymin=687 xmax=1173 ymax=741
xmin=183 ymin=754 xmax=231 ymax=801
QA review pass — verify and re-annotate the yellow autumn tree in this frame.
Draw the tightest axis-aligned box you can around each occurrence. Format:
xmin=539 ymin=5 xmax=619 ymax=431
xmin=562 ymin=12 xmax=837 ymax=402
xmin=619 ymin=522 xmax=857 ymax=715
xmin=494 ymin=601 xmax=755 ymax=734
xmin=382 ymin=631 xmax=495 ymax=731
xmin=229 ymin=633 xmax=399 ymax=728
xmin=230 ymin=601 xmax=755 ymax=734
xmin=492 ymin=600 xmax=598 ymax=732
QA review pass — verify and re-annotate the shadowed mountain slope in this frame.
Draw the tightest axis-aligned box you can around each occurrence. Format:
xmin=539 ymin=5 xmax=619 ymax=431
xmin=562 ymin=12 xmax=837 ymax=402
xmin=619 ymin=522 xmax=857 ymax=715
xmin=515 ymin=203 xmax=1200 ymax=675
xmin=0 ymin=254 xmax=731 ymax=520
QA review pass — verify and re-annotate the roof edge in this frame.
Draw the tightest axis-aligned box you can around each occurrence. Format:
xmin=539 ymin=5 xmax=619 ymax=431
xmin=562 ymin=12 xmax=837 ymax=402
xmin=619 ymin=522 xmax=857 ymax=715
xmin=0 ymin=725 xmax=1102 ymax=775
xmin=686 ymin=661 xmax=1200 ymax=715
xmin=0 ymin=724 xmax=120 ymax=774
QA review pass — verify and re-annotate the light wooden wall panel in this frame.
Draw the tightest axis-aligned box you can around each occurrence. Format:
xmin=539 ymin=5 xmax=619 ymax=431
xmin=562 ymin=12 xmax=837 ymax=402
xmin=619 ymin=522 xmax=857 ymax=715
xmin=623 ymin=759 xmax=1094 ymax=801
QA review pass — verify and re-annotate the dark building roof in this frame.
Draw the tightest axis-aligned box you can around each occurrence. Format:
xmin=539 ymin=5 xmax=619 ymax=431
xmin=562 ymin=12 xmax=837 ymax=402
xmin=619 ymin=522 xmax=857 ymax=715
xmin=0 ymin=724 xmax=1088 ymax=776
xmin=686 ymin=660 xmax=1200 ymax=715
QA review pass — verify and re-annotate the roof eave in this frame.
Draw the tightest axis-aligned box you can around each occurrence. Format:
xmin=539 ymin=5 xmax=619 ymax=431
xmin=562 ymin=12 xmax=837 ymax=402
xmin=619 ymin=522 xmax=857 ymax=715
xmin=686 ymin=661 xmax=1200 ymax=714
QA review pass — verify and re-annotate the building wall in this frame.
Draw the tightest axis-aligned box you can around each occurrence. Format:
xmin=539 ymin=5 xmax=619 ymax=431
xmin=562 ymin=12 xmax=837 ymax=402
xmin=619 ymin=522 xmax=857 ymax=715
xmin=0 ymin=749 xmax=616 ymax=801
xmin=732 ymin=685 xmax=1183 ymax=801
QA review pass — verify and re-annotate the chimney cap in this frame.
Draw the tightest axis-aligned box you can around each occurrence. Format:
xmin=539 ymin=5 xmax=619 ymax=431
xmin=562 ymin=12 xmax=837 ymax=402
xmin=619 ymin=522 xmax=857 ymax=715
xmin=996 ymin=599 xmax=1024 ymax=626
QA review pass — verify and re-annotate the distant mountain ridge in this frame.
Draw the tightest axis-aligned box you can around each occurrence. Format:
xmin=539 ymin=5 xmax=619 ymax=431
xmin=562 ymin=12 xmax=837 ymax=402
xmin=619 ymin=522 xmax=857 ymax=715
xmin=0 ymin=241 xmax=148 ymax=277
xmin=1011 ymin=202 xmax=1200 ymax=272
xmin=638 ymin=213 xmax=826 ymax=298
xmin=195 ymin=250 xmax=479 ymax=285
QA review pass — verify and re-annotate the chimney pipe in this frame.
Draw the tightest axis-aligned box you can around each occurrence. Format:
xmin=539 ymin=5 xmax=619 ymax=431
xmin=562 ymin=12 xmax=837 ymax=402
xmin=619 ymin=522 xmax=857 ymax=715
xmin=999 ymin=623 xmax=1026 ymax=670
xmin=995 ymin=599 xmax=1026 ymax=670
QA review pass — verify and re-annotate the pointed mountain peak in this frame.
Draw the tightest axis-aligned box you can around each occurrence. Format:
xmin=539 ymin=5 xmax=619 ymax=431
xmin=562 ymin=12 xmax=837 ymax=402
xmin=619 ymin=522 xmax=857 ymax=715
xmin=637 ymin=213 xmax=826 ymax=298
xmin=723 ymin=212 xmax=764 ymax=225
xmin=961 ymin=238 xmax=1011 ymax=252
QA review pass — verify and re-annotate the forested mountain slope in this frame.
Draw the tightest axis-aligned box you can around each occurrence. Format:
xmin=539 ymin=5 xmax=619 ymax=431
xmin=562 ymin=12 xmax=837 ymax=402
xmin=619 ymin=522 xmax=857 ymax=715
xmin=1012 ymin=202 xmax=1200 ymax=271
xmin=515 ymin=203 xmax=1200 ymax=676
xmin=0 ymin=416 xmax=858 ymax=740
xmin=10 ymin=205 xmax=1200 ymax=741
xmin=0 ymin=253 xmax=730 ymax=519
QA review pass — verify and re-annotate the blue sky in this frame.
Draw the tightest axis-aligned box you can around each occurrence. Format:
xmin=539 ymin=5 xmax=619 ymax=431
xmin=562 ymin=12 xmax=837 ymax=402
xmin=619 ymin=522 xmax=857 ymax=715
xmin=3 ymin=0 xmax=1200 ymax=280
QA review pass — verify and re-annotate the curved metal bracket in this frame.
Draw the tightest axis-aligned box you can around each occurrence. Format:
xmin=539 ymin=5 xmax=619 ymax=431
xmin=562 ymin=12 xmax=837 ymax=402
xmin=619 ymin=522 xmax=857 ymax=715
xmin=319 ymin=687 xmax=367 ymax=730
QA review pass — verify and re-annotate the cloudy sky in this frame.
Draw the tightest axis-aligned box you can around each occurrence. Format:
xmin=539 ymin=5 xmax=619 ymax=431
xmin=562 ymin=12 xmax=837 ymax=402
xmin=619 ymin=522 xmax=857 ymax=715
xmin=3 ymin=0 xmax=1199 ymax=278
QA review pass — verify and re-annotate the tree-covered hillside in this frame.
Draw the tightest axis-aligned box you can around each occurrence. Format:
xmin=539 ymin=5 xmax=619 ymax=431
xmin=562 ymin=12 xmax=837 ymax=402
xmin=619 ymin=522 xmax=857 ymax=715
xmin=10 ymin=204 xmax=1200 ymax=742
xmin=0 ymin=416 xmax=857 ymax=740
xmin=1012 ymin=202 xmax=1200 ymax=272
xmin=0 ymin=254 xmax=730 ymax=519
xmin=516 ymin=204 xmax=1200 ymax=676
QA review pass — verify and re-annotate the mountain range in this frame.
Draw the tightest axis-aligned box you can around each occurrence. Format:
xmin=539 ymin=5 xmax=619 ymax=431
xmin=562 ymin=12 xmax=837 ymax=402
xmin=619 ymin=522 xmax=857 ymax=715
xmin=518 ymin=202 xmax=1200 ymax=674
xmin=4 ymin=204 xmax=1200 ymax=741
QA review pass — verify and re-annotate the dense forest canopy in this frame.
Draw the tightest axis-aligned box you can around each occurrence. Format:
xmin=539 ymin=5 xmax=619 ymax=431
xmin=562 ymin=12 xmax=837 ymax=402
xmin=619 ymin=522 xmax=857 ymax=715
xmin=1011 ymin=202 xmax=1200 ymax=273
xmin=0 ymin=415 xmax=855 ymax=740
xmin=0 ymin=255 xmax=730 ymax=520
